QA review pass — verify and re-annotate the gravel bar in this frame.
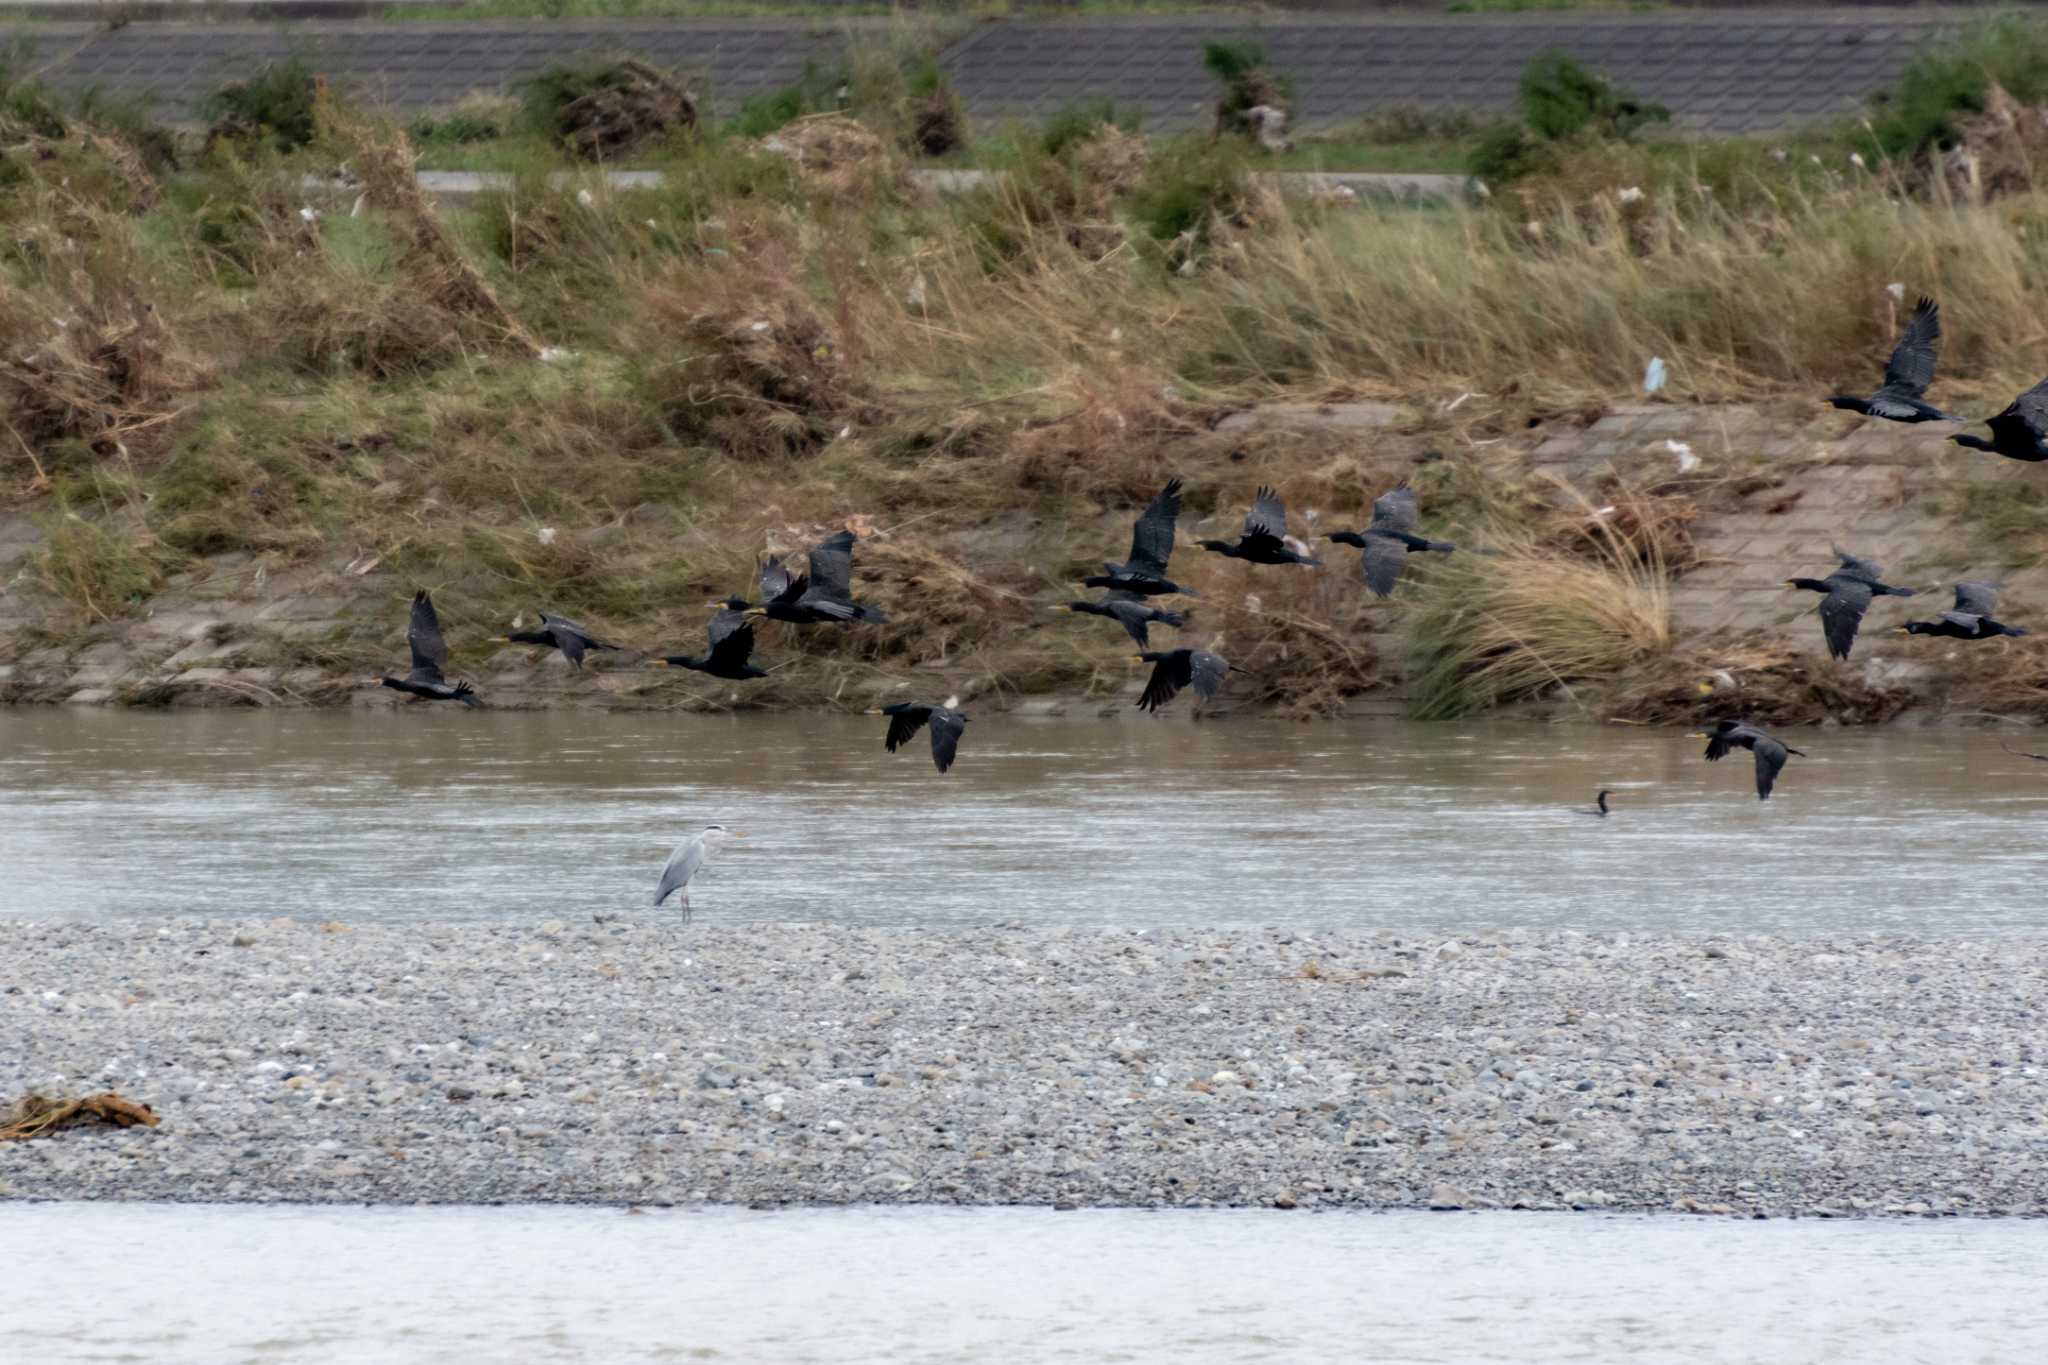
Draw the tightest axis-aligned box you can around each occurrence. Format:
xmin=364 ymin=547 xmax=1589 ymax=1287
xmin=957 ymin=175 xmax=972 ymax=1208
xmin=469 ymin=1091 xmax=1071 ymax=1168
xmin=4 ymin=920 xmax=2045 ymax=1216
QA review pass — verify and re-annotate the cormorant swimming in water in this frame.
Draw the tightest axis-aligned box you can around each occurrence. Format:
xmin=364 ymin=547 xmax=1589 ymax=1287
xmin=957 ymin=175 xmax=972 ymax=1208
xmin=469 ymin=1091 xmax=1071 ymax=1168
xmin=1575 ymin=789 xmax=1613 ymax=818
xmin=1827 ymin=295 xmax=1958 ymax=424
xmin=1786 ymin=547 xmax=1917 ymax=660
xmin=496 ymin=611 xmax=621 ymax=669
xmin=1199 ymin=486 xmax=1321 ymax=566
xmin=1327 ymin=488 xmax=1456 ymax=598
xmin=377 ymin=590 xmax=480 ymax=707
xmin=660 ymin=604 xmax=767 ymax=680
xmin=1084 ymin=478 xmax=1199 ymax=598
xmin=1951 ymin=375 xmax=2048 ymax=461
xmin=867 ymin=697 xmax=969 ymax=773
xmin=1898 ymin=582 xmax=2028 ymax=641
xmin=1057 ymin=591 xmax=1186 ymax=648
xmin=1134 ymin=646 xmax=1231 ymax=713
xmin=1688 ymin=720 xmax=1805 ymax=801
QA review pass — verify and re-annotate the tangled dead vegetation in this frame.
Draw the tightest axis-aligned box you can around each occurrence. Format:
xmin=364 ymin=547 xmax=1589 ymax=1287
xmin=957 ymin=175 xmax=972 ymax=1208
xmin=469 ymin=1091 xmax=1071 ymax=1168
xmin=1206 ymin=571 xmax=1380 ymax=719
xmin=1 ymin=186 xmax=200 ymax=472
xmin=313 ymin=90 xmax=540 ymax=359
xmin=759 ymin=115 xmax=902 ymax=198
xmin=632 ymin=248 xmax=876 ymax=458
xmin=1 ymin=1090 xmax=159 ymax=1141
xmin=1605 ymin=642 xmax=1917 ymax=727
xmin=529 ymin=58 xmax=698 ymax=162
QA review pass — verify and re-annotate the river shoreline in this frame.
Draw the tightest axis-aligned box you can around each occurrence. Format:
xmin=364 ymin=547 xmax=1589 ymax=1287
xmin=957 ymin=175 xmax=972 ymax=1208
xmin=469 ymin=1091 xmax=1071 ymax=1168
xmin=4 ymin=921 xmax=2044 ymax=1214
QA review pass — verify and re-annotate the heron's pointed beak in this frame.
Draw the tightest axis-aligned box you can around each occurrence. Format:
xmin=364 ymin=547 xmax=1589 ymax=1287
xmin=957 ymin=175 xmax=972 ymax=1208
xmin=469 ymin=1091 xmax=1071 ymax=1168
xmin=732 ymin=831 xmax=748 ymax=838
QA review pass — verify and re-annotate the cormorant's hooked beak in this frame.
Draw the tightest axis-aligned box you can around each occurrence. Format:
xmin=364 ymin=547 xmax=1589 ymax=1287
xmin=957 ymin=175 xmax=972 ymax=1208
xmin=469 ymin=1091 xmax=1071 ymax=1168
xmin=1684 ymin=731 xmax=1708 ymax=739
xmin=654 ymin=660 xmax=673 ymax=668
xmin=1128 ymin=655 xmax=1146 ymax=664
xmin=1693 ymin=681 xmax=1714 ymax=696
xmin=863 ymin=707 xmax=883 ymax=715
xmin=1783 ymin=579 xmax=1801 ymax=588
xmin=1894 ymin=626 xmax=1912 ymax=634
xmin=745 ymin=606 xmax=770 ymax=617
xmin=1054 ymin=604 xmax=1076 ymax=612
xmin=493 ymin=635 xmax=513 ymax=643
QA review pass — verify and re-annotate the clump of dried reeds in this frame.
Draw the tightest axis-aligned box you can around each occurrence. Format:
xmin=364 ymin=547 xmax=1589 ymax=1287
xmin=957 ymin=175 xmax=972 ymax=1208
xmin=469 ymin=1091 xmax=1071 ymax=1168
xmin=1604 ymin=642 xmax=1916 ymax=728
xmin=1403 ymin=490 xmax=1673 ymax=719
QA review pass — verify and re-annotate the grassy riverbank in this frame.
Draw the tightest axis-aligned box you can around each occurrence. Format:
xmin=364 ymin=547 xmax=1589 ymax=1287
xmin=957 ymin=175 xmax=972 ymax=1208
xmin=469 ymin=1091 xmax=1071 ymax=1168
xmin=6 ymin=31 xmax=2048 ymax=719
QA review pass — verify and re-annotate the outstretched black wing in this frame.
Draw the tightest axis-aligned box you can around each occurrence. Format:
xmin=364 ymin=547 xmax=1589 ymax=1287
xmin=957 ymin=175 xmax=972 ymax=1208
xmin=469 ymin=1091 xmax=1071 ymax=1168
xmin=759 ymin=557 xmax=797 ymax=604
xmin=1954 ymin=581 xmax=2000 ymax=618
xmin=1125 ymin=478 xmax=1183 ymax=577
xmin=1187 ymin=650 xmax=1230 ymax=702
xmin=927 ymin=708 xmax=966 ymax=773
xmin=406 ymin=591 xmax=451 ymax=680
xmin=705 ymin=609 xmax=757 ymax=671
xmin=1137 ymin=651 xmax=1192 ymax=712
xmin=1819 ymin=578 xmax=1875 ymax=660
xmin=1995 ymin=375 xmax=2048 ymax=444
xmin=883 ymin=704 xmax=932 ymax=754
xmin=807 ymin=531 xmax=858 ymax=600
xmin=1240 ymin=485 xmax=1287 ymax=551
xmin=1752 ymin=735 xmax=1792 ymax=800
xmin=1832 ymin=547 xmax=1887 ymax=583
xmin=1882 ymin=296 xmax=1940 ymax=398
xmin=1368 ymin=488 xmax=1417 ymax=534
xmin=1361 ymin=531 xmax=1407 ymax=599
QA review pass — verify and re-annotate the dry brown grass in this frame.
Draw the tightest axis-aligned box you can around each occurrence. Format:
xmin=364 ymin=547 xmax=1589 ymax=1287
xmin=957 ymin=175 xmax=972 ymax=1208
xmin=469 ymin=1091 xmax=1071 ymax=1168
xmin=1403 ymin=489 xmax=1674 ymax=719
xmin=1 ymin=1090 xmax=158 ymax=1141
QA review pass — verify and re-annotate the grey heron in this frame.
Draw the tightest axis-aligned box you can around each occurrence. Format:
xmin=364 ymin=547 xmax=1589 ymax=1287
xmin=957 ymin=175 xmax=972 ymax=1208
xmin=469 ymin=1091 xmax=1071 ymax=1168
xmin=653 ymin=824 xmax=745 ymax=916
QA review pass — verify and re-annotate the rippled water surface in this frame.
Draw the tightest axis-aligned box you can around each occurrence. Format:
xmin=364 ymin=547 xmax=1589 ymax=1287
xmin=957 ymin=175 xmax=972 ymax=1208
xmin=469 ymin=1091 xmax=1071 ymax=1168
xmin=2 ymin=1203 xmax=2042 ymax=1364
xmin=3 ymin=708 xmax=2044 ymax=931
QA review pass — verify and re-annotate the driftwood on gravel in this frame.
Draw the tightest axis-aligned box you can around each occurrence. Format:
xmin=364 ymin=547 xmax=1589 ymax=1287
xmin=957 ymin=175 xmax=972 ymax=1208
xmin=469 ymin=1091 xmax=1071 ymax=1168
xmin=0 ymin=1091 xmax=159 ymax=1141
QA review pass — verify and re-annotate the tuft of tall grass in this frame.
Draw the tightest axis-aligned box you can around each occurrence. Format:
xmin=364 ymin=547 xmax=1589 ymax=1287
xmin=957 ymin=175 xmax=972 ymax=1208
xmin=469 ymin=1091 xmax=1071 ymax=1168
xmin=1402 ymin=494 xmax=1672 ymax=719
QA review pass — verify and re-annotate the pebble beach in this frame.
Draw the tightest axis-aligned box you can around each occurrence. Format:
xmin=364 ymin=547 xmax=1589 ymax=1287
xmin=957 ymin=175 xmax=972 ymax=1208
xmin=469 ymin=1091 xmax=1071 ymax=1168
xmin=3 ymin=920 xmax=2045 ymax=1216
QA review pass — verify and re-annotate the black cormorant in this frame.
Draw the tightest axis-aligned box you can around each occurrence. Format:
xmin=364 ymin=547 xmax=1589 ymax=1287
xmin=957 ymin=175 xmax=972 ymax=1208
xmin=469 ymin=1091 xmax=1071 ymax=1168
xmin=1786 ymin=547 xmax=1916 ymax=660
xmin=1688 ymin=720 xmax=1805 ymax=800
xmin=1827 ymin=296 xmax=1957 ymax=424
xmin=1898 ymin=581 xmax=2028 ymax=640
xmin=496 ymin=611 xmax=621 ymax=669
xmin=867 ymin=698 xmax=969 ymax=773
xmin=1951 ymin=376 xmax=2048 ymax=462
xmin=1575 ymin=789 xmax=1613 ymax=818
xmin=1327 ymin=488 xmax=1456 ymax=598
xmin=660 ymin=605 xmax=768 ymax=680
xmin=377 ymin=590 xmax=480 ymax=707
xmin=1057 ymin=591 xmax=1186 ymax=648
xmin=1199 ymin=486 xmax=1321 ymax=566
xmin=1134 ymin=647 xmax=1231 ymax=713
xmin=751 ymin=531 xmax=889 ymax=625
xmin=1083 ymin=477 xmax=1199 ymax=597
